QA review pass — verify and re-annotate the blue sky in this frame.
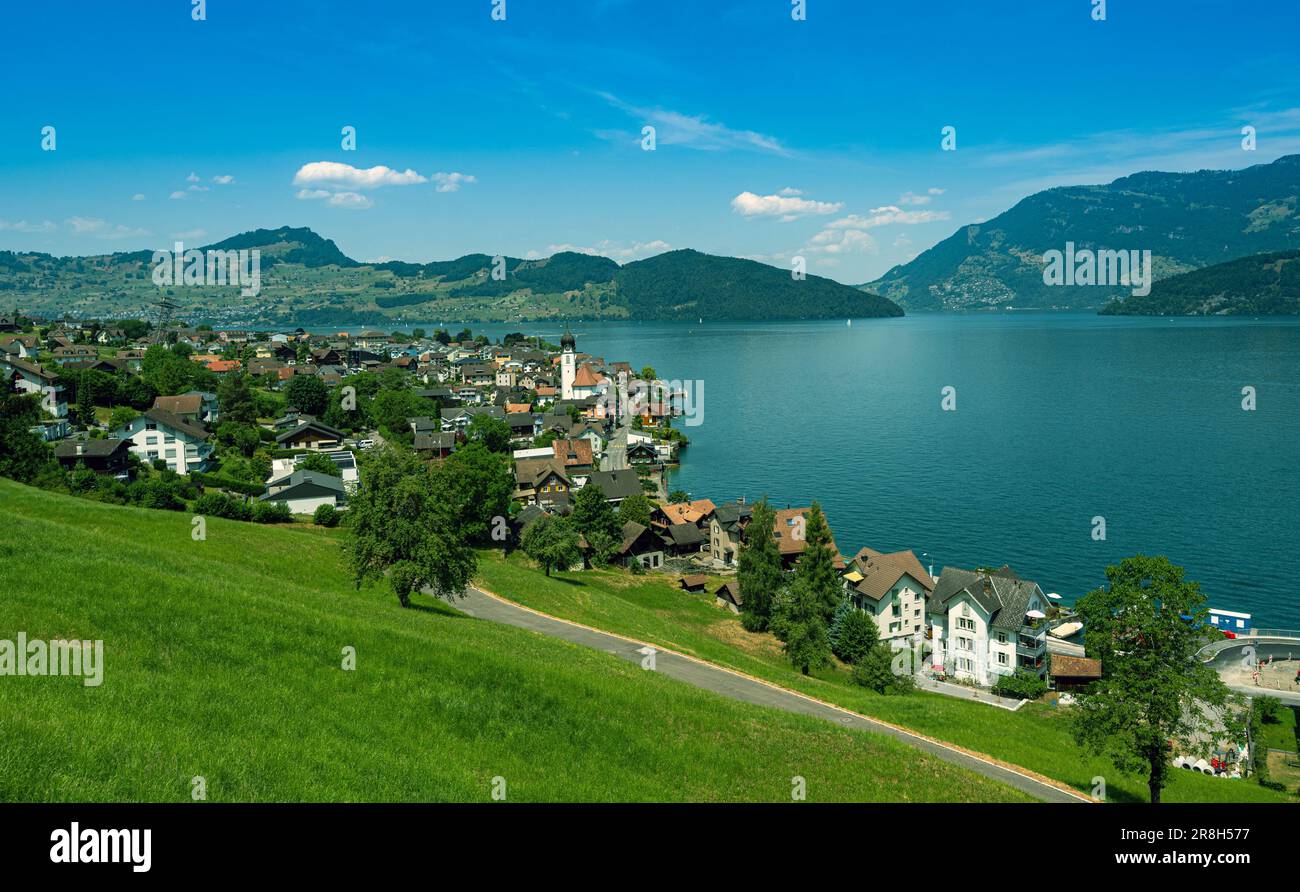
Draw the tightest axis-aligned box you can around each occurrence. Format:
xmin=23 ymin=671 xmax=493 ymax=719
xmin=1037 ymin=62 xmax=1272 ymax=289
xmin=2 ymin=0 xmax=1298 ymax=284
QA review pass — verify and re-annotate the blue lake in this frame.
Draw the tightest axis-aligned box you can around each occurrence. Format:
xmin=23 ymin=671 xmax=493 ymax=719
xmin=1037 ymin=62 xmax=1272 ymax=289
xmin=424 ymin=314 xmax=1300 ymax=628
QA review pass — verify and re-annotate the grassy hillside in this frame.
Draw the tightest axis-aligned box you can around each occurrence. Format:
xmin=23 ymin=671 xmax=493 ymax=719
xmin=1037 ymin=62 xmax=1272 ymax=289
xmin=0 ymin=479 xmax=1026 ymax=802
xmin=0 ymin=228 xmax=902 ymax=327
xmin=862 ymin=154 xmax=1300 ymax=311
xmin=1101 ymin=248 xmax=1300 ymax=315
xmin=474 ymin=552 xmax=1294 ymax=804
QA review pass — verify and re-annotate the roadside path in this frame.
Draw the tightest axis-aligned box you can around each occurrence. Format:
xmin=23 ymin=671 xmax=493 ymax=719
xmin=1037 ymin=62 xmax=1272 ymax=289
xmin=451 ymin=586 xmax=1092 ymax=803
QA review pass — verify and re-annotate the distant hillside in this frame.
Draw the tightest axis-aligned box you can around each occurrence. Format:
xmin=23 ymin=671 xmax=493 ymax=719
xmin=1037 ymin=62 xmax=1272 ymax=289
xmin=0 ymin=227 xmax=902 ymax=325
xmin=862 ymin=154 xmax=1300 ymax=311
xmin=618 ymin=249 xmax=901 ymax=320
xmin=1101 ymin=248 xmax=1300 ymax=315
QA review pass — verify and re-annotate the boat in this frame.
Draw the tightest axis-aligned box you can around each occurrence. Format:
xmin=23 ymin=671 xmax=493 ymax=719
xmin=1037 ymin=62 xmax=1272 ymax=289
xmin=1050 ymin=621 xmax=1083 ymax=639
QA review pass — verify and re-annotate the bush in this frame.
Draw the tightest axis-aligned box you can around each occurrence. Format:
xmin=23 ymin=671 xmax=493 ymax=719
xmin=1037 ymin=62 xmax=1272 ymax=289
xmin=313 ymin=504 xmax=339 ymax=527
xmin=830 ymin=603 xmax=879 ymax=664
xmin=252 ymin=500 xmax=291 ymax=524
xmin=993 ymin=669 xmax=1049 ymax=700
xmin=1256 ymin=695 xmax=1284 ymax=724
xmin=851 ymin=644 xmax=914 ymax=695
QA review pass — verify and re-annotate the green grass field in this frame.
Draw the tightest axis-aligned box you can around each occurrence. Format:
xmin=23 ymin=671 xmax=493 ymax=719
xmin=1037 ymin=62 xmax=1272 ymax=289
xmin=0 ymin=479 xmax=1031 ymax=802
xmin=474 ymin=551 xmax=1295 ymax=804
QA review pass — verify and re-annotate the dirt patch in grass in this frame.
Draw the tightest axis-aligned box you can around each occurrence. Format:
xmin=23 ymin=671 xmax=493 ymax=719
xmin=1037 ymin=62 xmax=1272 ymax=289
xmin=707 ymin=617 xmax=787 ymax=659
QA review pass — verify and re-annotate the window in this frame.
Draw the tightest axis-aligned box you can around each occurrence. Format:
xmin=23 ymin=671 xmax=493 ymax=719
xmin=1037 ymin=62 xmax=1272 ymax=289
xmin=996 ymin=632 xmax=1007 ymax=644
xmin=997 ymin=652 xmax=1008 ymax=665
xmin=958 ymin=617 xmax=975 ymax=632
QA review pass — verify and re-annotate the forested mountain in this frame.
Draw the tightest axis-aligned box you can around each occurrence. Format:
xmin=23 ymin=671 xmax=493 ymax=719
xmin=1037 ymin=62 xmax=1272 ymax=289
xmin=0 ymin=228 xmax=901 ymax=325
xmin=861 ymin=154 xmax=1300 ymax=311
xmin=1101 ymin=248 xmax=1300 ymax=315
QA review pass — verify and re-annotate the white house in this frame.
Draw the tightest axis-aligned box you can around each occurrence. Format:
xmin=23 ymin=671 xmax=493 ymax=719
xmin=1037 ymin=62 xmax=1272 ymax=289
xmin=1 ymin=357 xmax=67 ymax=418
xmin=261 ymin=470 xmax=347 ymax=515
xmin=927 ymin=565 xmax=1050 ymax=687
xmin=843 ymin=547 xmax=936 ymax=643
xmin=114 ymin=407 xmax=213 ymax=474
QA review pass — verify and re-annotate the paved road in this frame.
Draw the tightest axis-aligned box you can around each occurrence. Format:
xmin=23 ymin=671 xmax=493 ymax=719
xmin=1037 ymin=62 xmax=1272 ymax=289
xmin=600 ymin=426 xmax=628 ymax=471
xmin=451 ymin=586 xmax=1091 ymax=803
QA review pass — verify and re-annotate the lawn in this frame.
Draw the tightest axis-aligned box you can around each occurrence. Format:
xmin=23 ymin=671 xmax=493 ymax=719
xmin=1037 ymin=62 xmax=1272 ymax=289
xmin=474 ymin=551 xmax=1295 ymax=804
xmin=0 ymin=479 xmax=1029 ymax=803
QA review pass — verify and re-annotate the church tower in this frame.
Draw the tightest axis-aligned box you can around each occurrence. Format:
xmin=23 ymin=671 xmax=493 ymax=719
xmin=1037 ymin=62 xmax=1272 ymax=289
xmin=560 ymin=325 xmax=576 ymax=400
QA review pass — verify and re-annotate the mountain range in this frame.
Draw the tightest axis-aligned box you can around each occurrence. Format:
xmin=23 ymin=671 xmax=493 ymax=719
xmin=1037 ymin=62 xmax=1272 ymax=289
xmin=862 ymin=154 xmax=1300 ymax=312
xmin=0 ymin=227 xmax=902 ymax=326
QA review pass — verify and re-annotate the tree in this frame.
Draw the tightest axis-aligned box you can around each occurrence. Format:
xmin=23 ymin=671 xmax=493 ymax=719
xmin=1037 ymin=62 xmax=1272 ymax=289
xmin=1072 ymin=555 xmax=1234 ymax=804
xmin=141 ymin=344 xmax=196 ymax=395
xmin=570 ymin=484 xmax=620 ymax=542
xmin=780 ymin=572 xmax=832 ymax=675
xmin=831 ymin=602 xmax=879 ymax=664
xmin=344 ymin=446 xmax=476 ymax=608
xmin=0 ymin=393 xmax=54 ymax=484
xmin=313 ymin=503 xmax=339 ymax=527
xmin=793 ymin=503 xmax=840 ymax=625
xmin=667 ymin=489 xmax=690 ymax=504
xmin=442 ymin=442 xmax=513 ymax=545
xmin=617 ymin=492 xmax=653 ymax=528
xmin=108 ymin=406 xmax=138 ymax=432
xmin=299 ymin=451 xmax=342 ymax=477
xmin=521 ymin=514 xmax=581 ymax=576
xmin=737 ymin=498 xmax=783 ymax=631
xmin=285 ymin=375 xmax=329 ymax=418
xmin=466 ymin=412 xmax=512 ymax=453
xmin=217 ymin=373 xmax=258 ymax=424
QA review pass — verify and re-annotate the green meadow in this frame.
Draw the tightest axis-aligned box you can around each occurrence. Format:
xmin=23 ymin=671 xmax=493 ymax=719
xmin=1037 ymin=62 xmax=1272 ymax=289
xmin=475 ymin=551 xmax=1295 ymax=804
xmin=0 ymin=479 xmax=1028 ymax=802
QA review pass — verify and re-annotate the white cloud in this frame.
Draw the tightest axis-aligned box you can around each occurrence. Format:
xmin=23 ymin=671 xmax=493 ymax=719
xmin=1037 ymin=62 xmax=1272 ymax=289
xmin=731 ymin=190 xmax=843 ymax=220
xmin=131 ymin=194 xmax=146 ymax=202
xmin=597 ymin=92 xmax=790 ymax=156
xmin=778 ymin=187 xmax=803 ymax=196
xmin=187 ymin=184 xmax=209 ymax=192
xmin=0 ymin=219 xmax=57 ymax=234
xmin=807 ymin=227 xmax=878 ymax=255
xmin=64 ymin=217 xmax=151 ymax=240
xmin=169 ymin=191 xmax=186 ymax=200
xmin=326 ymin=192 xmax=374 ymax=209
xmin=295 ymin=189 xmax=331 ymax=200
xmin=211 ymin=174 xmax=235 ymax=185
xmin=823 ymin=206 xmax=951 ymax=229
xmin=898 ymin=187 xmax=947 ymax=205
xmin=431 ymin=171 xmax=477 ymax=193
xmin=186 ymin=172 xmax=200 ymax=183
xmin=293 ymin=161 xmax=428 ymax=189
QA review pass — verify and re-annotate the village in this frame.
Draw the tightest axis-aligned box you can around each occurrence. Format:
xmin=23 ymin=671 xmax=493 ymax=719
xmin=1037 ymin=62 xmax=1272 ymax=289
xmin=2 ymin=311 xmax=1292 ymax=794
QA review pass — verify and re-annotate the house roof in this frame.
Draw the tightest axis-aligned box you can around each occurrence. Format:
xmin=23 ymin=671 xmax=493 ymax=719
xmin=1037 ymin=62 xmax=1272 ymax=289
xmin=141 ymin=407 xmax=210 ymax=441
xmin=553 ymin=438 xmax=593 ymax=468
xmin=848 ymin=546 xmax=935 ymax=603
xmin=261 ymin=470 xmax=346 ymax=499
xmin=665 ymin=523 xmax=707 ymax=547
xmin=659 ymin=498 xmax=716 ymax=526
xmin=618 ymin=521 xmax=660 ymax=555
xmin=713 ymin=500 xmax=752 ymax=531
xmin=515 ymin=457 xmax=570 ymax=488
xmin=153 ymin=394 xmax=203 ymax=416
xmin=930 ymin=565 xmax=1046 ymax=632
xmin=679 ymin=574 xmax=709 ymax=589
xmin=53 ymin=438 xmax=130 ymax=459
xmin=716 ymin=580 xmax=742 ymax=605
xmin=275 ymin=419 xmax=347 ymax=444
xmin=414 ymin=432 xmax=458 ymax=452
xmin=584 ymin=469 xmax=642 ymax=501
xmin=1049 ymin=654 xmax=1102 ymax=679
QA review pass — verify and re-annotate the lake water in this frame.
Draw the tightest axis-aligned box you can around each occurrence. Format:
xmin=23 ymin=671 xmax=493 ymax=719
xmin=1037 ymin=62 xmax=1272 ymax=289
xmin=418 ymin=314 xmax=1300 ymax=629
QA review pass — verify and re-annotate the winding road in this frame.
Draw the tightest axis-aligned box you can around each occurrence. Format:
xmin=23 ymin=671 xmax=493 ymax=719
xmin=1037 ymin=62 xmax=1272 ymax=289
xmin=452 ymin=586 xmax=1092 ymax=803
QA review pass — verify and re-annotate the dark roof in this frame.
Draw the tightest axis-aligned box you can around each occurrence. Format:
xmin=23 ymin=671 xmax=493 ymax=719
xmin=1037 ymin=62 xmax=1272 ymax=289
xmin=618 ymin=521 xmax=661 ymax=555
xmin=679 ymin=574 xmax=709 ymax=590
xmin=584 ymin=469 xmax=642 ymax=501
xmin=275 ymin=419 xmax=346 ymax=444
xmin=142 ymin=407 xmax=210 ymax=441
xmin=414 ymin=432 xmax=457 ymax=451
xmin=53 ymin=438 xmax=129 ymax=459
xmin=930 ymin=565 xmax=1046 ymax=631
xmin=716 ymin=580 xmax=742 ymax=605
xmin=713 ymin=500 xmax=752 ymax=532
xmin=261 ymin=470 xmax=346 ymax=500
xmin=665 ymin=523 xmax=707 ymax=547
